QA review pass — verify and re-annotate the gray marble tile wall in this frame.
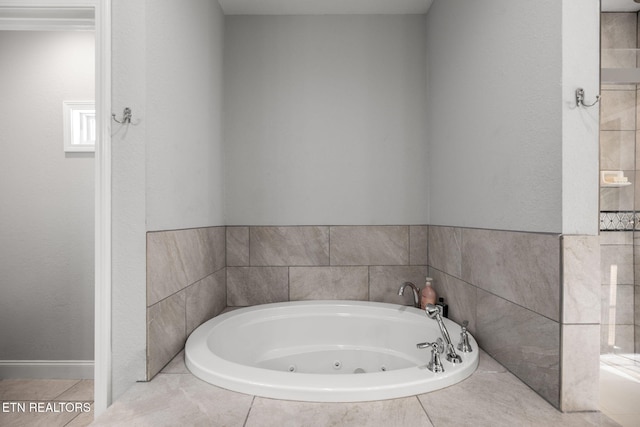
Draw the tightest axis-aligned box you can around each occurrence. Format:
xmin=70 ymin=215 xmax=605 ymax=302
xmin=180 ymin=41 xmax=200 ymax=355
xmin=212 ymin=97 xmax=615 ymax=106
xmin=561 ymin=235 xmax=600 ymax=412
xmin=427 ymin=226 xmax=600 ymax=412
xmin=226 ymin=225 xmax=429 ymax=307
xmin=636 ymin=233 xmax=640 ymax=354
xmin=146 ymin=227 xmax=226 ymax=380
xmin=600 ymin=13 xmax=637 ymax=213
xmin=601 ymin=231 xmax=635 ymax=355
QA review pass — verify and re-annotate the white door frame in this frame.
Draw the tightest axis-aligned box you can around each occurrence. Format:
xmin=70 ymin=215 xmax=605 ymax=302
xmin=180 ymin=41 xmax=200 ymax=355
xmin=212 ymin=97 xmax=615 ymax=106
xmin=0 ymin=0 xmax=112 ymax=416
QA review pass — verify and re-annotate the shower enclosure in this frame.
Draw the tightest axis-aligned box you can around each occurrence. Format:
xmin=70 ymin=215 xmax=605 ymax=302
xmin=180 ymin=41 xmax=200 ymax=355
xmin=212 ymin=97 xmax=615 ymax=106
xmin=599 ymin=11 xmax=640 ymax=366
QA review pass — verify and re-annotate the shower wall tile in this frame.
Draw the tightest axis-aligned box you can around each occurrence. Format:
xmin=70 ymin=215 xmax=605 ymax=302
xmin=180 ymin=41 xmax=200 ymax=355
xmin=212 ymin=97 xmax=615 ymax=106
xmin=560 ymin=324 xmax=600 ymax=412
xmin=636 ymin=285 xmax=640 ymax=323
xmin=428 ymin=268 xmax=477 ymax=334
xmin=601 ymin=284 xmax=635 ymax=325
xmin=601 ymin=323 xmax=634 ymax=354
xmin=147 ymin=231 xmax=188 ymax=306
xmin=226 ymin=226 xmax=249 ymax=266
xmin=250 ymin=226 xmax=329 ymax=266
xmin=600 ymin=90 xmax=636 ymax=131
xmin=227 ymin=266 xmax=289 ymax=306
xmin=602 ymin=83 xmax=636 ymax=91
xmin=600 ymin=185 xmax=635 ymax=211
xmin=635 ymin=233 xmax=640 ymax=280
xmin=427 ymin=226 xmax=462 ymax=278
xmin=368 ymin=265 xmax=429 ymax=305
xmin=601 ymin=13 xmax=637 ymax=48
xmin=461 ymin=228 xmax=560 ymax=321
xmin=635 ymin=172 xmax=640 ymax=211
xmin=600 ymin=231 xmax=633 ymax=245
xmin=147 ymin=291 xmax=186 ymax=379
xmin=638 ymin=88 xmax=640 ymax=130
xmin=636 ymin=284 xmax=640 ymax=325
xmin=330 ymin=226 xmax=409 ymax=266
xmin=600 ymin=131 xmax=635 ymax=170
xmin=601 ymin=13 xmax=637 ymax=69
xmin=636 ymin=130 xmax=640 ymax=167
xmin=185 ymin=269 xmax=226 ymax=335
xmin=476 ymin=289 xmax=560 ymax=408
xmin=562 ymin=235 xmax=600 ymax=324
xmin=289 ymin=266 xmax=368 ymax=301
xmin=409 ymin=225 xmax=428 ymax=265
xmin=600 ymin=244 xmax=634 ymax=285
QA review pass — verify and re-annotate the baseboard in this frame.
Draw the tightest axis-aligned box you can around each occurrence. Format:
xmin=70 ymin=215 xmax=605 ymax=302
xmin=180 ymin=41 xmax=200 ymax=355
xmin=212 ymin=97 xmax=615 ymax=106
xmin=0 ymin=360 xmax=94 ymax=379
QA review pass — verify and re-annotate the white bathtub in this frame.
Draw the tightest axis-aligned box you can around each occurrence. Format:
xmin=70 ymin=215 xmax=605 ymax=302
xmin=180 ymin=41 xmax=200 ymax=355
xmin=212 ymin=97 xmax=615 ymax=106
xmin=185 ymin=300 xmax=478 ymax=402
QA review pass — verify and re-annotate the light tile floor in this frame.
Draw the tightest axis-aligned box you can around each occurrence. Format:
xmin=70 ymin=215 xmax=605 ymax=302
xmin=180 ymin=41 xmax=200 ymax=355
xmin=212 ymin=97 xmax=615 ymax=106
xmin=0 ymin=379 xmax=94 ymax=427
xmin=600 ymin=353 xmax=640 ymax=427
xmin=90 ymin=350 xmax=621 ymax=427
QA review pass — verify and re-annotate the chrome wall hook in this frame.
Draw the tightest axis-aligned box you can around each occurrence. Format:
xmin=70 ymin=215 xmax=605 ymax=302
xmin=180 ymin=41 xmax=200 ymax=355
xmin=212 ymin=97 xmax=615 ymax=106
xmin=112 ymin=107 xmax=132 ymax=124
xmin=576 ymin=88 xmax=600 ymax=108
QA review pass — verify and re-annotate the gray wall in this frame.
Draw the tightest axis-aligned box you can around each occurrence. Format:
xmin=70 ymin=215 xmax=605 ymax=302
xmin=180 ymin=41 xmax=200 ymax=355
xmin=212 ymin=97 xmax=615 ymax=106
xmin=224 ymin=15 xmax=429 ymax=226
xmin=146 ymin=0 xmax=226 ymax=231
xmin=0 ymin=31 xmax=94 ymax=363
xmin=111 ymin=0 xmax=226 ymax=401
xmin=426 ymin=0 xmax=564 ymax=233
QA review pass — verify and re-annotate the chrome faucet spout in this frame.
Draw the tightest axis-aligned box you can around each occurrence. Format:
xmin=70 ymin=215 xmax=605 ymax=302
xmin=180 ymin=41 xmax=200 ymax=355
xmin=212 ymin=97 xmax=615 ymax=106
xmin=398 ymin=282 xmax=420 ymax=308
xmin=424 ymin=304 xmax=462 ymax=364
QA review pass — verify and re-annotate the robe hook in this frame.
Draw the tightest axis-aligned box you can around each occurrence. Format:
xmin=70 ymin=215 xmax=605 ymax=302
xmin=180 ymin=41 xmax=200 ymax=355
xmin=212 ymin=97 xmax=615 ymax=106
xmin=575 ymin=88 xmax=600 ymax=108
xmin=112 ymin=107 xmax=132 ymax=124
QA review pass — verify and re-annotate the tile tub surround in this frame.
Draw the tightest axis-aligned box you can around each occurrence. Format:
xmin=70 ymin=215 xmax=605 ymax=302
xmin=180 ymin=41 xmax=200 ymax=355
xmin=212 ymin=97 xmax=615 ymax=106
xmin=427 ymin=226 xmax=600 ymax=411
xmin=144 ymin=224 xmax=599 ymax=413
xmin=226 ymin=225 xmax=429 ymax=306
xmin=92 ymin=351 xmax=620 ymax=427
xmin=146 ymin=227 xmax=226 ymax=380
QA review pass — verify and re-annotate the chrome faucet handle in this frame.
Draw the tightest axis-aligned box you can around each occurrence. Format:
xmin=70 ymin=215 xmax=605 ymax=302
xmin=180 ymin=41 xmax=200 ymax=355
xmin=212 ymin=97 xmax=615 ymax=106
xmin=417 ymin=338 xmax=445 ymax=373
xmin=457 ymin=320 xmax=473 ymax=353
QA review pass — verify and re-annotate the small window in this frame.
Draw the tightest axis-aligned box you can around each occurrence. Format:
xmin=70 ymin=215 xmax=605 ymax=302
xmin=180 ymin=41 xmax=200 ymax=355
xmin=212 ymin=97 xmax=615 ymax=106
xmin=63 ymin=101 xmax=95 ymax=152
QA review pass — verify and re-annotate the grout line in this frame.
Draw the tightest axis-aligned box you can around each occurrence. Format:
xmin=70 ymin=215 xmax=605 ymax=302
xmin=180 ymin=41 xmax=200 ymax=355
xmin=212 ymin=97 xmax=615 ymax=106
xmin=242 ymin=396 xmax=256 ymax=427
xmin=51 ymin=379 xmax=82 ymax=400
xmin=416 ymin=395 xmax=435 ymax=426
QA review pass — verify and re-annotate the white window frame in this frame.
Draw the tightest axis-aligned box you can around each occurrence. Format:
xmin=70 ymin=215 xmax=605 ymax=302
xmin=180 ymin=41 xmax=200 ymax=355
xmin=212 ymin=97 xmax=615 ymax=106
xmin=63 ymin=101 xmax=96 ymax=152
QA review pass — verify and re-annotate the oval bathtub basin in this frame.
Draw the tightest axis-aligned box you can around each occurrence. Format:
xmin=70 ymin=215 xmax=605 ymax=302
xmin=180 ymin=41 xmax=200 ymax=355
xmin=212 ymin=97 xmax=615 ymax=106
xmin=185 ymin=300 xmax=478 ymax=402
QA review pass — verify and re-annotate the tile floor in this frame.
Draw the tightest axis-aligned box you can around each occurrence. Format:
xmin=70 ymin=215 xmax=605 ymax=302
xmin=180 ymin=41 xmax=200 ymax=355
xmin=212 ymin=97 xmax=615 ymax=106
xmin=600 ymin=353 xmax=640 ymax=427
xmin=88 ymin=350 xmax=620 ymax=427
xmin=2 ymin=352 xmax=632 ymax=427
xmin=0 ymin=378 xmax=94 ymax=427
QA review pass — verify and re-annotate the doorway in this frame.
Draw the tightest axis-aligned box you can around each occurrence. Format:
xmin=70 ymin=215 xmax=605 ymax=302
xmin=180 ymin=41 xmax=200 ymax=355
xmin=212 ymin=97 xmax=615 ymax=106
xmin=0 ymin=0 xmax=111 ymax=417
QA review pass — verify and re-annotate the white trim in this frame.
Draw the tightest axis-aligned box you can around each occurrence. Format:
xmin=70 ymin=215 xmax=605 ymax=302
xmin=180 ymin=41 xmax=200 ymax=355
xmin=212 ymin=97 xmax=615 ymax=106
xmin=0 ymin=6 xmax=94 ymax=31
xmin=93 ymin=0 xmax=112 ymax=417
xmin=0 ymin=360 xmax=94 ymax=379
xmin=63 ymin=100 xmax=96 ymax=152
xmin=0 ymin=0 xmax=112 ymax=416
